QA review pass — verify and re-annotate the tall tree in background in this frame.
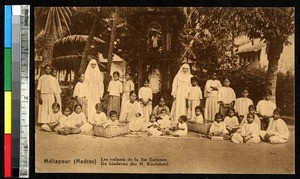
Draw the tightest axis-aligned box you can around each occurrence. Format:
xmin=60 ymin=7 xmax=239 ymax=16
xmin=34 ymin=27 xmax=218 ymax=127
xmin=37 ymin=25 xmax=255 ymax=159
xmin=35 ymin=7 xmax=75 ymax=67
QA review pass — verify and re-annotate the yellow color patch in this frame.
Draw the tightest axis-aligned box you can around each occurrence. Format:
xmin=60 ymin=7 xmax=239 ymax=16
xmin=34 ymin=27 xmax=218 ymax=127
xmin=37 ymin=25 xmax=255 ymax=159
xmin=5 ymin=91 xmax=12 ymax=134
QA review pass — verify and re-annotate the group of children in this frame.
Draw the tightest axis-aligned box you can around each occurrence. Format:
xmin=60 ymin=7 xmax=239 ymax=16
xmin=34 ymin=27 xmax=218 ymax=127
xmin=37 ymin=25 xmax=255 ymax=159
xmin=40 ymin=69 xmax=289 ymax=144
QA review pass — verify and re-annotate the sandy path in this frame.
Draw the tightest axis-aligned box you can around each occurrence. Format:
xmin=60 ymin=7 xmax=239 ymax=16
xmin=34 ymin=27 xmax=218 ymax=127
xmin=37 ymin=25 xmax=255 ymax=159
xmin=35 ymin=126 xmax=295 ymax=174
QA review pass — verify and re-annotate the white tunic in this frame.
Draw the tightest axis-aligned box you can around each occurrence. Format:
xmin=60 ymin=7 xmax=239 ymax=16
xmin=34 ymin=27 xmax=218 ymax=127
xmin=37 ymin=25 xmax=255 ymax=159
xmin=256 ymin=100 xmax=276 ymax=116
xmin=266 ymin=118 xmax=289 ymax=140
xmin=209 ymin=121 xmax=228 ymax=135
xmin=108 ymin=80 xmax=123 ymax=97
xmin=224 ymin=116 xmax=239 ymax=129
xmin=73 ymin=82 xmax=88 ymax=98
xmin=92 ymin=112 xmax=107 ymax=125
xmin=218 ymin=87 xmax=236 ymax=104
xmin=234 ymin=97 xmax=253 ymax=116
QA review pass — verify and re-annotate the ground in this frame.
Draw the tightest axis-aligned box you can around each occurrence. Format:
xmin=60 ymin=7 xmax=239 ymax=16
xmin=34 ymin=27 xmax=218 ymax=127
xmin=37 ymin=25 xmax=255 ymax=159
xmin=35 ymin=125 xmax=294 ymax=174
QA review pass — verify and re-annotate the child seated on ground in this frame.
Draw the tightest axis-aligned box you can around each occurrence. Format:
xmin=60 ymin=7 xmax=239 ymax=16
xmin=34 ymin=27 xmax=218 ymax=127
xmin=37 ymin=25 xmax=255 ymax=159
xmin=259 ymin=108 xmax=289 ymax=144
xmin=104 ymin=110 xmax=124 ymax=128
xmin=240 ymin=105 xmax=261 ymax=129
xmin=231 ymin=113 xmax=261 ymax=144
xmin=188 ymin=106 xmax=204 ymax=123
xmin=92 ymin=103 xmax=107 ymax=127
xmin=153 ymin=96 xmax=170 ymax=118
xmin=157 ymin=108 xmax=171 ymax=129
xmin=223 ymin=108 xmax=239 ymax=135
xmin=147 ymin=114 xmax=162 ymax=136
xmin=56 ymin=106 xmax=81 ymax=135
xmin=171 ymin=115 xmax=188 ymax=137
xmin=72 ymin=104 xmax=91 ymax=132
xmin=41 ymin=103 xmax=62 ymax=132
xmin=209 ymin=113 xmax=230 ymax=139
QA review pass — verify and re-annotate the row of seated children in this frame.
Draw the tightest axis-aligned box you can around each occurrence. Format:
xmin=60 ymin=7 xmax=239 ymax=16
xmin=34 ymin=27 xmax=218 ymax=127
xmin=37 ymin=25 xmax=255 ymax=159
xmin=41 ymin=102 xmax=124 ymax=135
xmin=208 ymin=107 xmax=289 ymax=144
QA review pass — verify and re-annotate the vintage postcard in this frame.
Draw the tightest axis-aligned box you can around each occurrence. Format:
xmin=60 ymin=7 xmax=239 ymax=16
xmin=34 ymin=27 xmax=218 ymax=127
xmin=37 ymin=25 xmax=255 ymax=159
xmin=34 ymin=7 xmax=295 ymax=173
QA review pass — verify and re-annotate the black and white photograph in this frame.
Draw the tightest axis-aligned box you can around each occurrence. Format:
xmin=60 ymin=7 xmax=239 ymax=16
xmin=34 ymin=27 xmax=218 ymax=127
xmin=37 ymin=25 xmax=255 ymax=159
xmin=34 ymin=7 xmax=295 ymax=174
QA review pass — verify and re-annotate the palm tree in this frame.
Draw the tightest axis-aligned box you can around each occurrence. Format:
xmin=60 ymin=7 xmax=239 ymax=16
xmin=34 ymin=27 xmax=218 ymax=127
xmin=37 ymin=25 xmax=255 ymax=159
xmin=35 ymin=7 xmax=75 ymax=67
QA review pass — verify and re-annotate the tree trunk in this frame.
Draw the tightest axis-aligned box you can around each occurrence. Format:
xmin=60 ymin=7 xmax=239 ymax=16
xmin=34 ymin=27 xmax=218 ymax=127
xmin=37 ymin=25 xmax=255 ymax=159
xmin=104 ymin=8 xmax=119 ymax=92
xmin=78 ymin=12 xmax=102 ymax=77
xmin=40 ymin=32 xmax=55 ymax=74
xmin=265 ymin=40 xmax=284 ymax=104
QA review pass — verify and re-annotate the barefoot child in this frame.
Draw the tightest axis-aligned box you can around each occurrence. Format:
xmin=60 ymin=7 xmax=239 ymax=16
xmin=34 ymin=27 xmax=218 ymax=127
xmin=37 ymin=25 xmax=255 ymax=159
xmin=122 ymin=73 xmax=135 ymax=108
xmin=73 ymin=74 xmax=88 ymax=120
xmin=234 ymin=88 xmax=253 ymax=123
xmin=107 ymin=71 xmax=123 ymax=115
xmin=218 ymin=78 xmax=236 ymax=117
xmin=172 ymin=115 xmax=188 ymax=137
xmin=186 ymin=77 xmax=203 ymax=119
xmin=147 ymin=114 xmax=162 ymax=136
xmin=139 ymin=80 xmax=153 ymax=122
xmin=223 ymin=108 xmax=239 ymax=134
xmin=157 ymin=108 xmax=171 ymax=129
xmin=231 ymin=113 xmax=261 ymax=144
xmin=209 ymin=113 xmax=229 ymax=139
xmin=56 ymin=106 xmax=81 ymax=135
xmin=259 ymin=108 xmax=289 ymax=144
xmin=256 ymin=89 xmax=276 ymax=130
xmin=92 ymin=103 xmax=107 ymax=127
xmin=41 ymin=103 xmax=62 ymax=132
xmin=189 ymin=106 xmax=204 ymax=123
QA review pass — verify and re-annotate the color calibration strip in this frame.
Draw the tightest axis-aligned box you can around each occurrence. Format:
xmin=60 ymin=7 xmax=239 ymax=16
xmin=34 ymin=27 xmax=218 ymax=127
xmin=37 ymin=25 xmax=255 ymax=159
xmin=4 ymin=5 xmax=12 ymax=178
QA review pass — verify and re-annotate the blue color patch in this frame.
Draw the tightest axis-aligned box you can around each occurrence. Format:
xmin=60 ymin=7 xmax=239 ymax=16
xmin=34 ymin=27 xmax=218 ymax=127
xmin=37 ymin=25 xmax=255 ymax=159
xmin=5 ymin=6 xmax=12 ymax=48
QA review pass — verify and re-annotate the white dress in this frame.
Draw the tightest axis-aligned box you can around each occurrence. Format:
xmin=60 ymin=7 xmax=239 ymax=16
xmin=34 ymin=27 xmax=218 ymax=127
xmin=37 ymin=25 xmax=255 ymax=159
xmin=122 ymin=80 xmax=135 ymax=109
xmin=171 ymin=64 xmax=193 ymax=124
xmin=119 ymin=101 xmax=144 ymax=131
xmin=157 ymin=115 xmax=171 ymax=129
xmin=84 ymin=59 xmax=104 ymax=121
xmin=232 ymin=122 xmax=261 ymax=144
xmin=37 ymin=74 xmax=56 ymax=124
xmin=50 ymin=75 xmax=62 ymax=110
xmin=259 ymin=118 xmax=289 ymax=144
xmin=186 ymin=85 xmax=203 ymax=119
xmin=138 ymin=87 xmax=153 ymax=122
xmin=204 ymin=79 xmax=222 ymax=121
xmin=234 ymin=97 xmax=253 ymax=116
xmin=174 ymin=122 xmax=188 ymax=136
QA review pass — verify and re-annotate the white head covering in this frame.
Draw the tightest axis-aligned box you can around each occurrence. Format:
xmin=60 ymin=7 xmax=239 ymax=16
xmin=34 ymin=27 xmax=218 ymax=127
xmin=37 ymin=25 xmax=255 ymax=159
xmin=84 ymin=59 xmax=103 ymax=82
xmin=174 ymin=63 xmax=193 ymax=82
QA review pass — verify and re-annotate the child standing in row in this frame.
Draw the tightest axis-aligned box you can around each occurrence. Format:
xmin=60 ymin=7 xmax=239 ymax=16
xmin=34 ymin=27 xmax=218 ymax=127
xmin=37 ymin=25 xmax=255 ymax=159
xmin=73 ymin=74 xmax=88 ymax=120
xmin=257 ymin=89 xmax=276 ymax=130
xmin=218 ymin=78 xmax=236 ymax=117
xmin=139 ymin=80 xmax=153 ymax=122
xmin=107 ymin=71 xmax=123 ymax=116
xmin=41 ymin=103 xmax=62 ymax=132
xmin=186 ymin=77 xmax=203 ymax=120
xmin=231 ymin=113 xmax=261 ymax=144
xmin=234 ymin=88 xmax=253 ymax=123
xmin=122 ymin=73 xmax=135 ymax=108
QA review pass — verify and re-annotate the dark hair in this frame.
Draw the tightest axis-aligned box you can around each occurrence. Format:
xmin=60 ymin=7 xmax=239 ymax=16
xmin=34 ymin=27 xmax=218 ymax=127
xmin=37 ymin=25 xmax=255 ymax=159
xmin=264 ymin=89 xmax=272 ymax=96
xmin=224 ymin=78 xmax=230 ymax=82
xmin=129 ymin=90 xmax=136 ymax=96
xmin=63 ymin=105 xmax=72 ymax=112
xmin=214 ymin=113 xmax=223 ymax=120
xmin=273 ymin=108 xmax=282 ymax=116
xmin=195 ymin=106 xmax=204 ymax=113
xmin=144 ymin=79 xmax=149 ymax=84
xmin=149 ymin=114 xmax=156 ymax=120
xmin=44 ymin=64 xmax=51 ymax=69
xmin=95 ymin=103 xmax=102 ymax=109
xmin=227 ymin=108 xmax=235 ymax=115
xmin=74 ymin=103 xmax=82 ymax=110
xmin=113 ymin=71 xmax=120 ymax=76
xmin=242 ymin=87 xmax=249 ymax=92
xmin=109 ymin=110 xmax=118 ymax=117
xmin=161 ymin=108 xmax=167 ymax=113
xmin=179 ymin=115 xmax=188 ymax=122
xmin=247 ymin=113 xmax=255 ymax=119
xmin=125 ymin=72 xmax=131 ymax=76
xmin=52 ymin=102 xmax=60 ymax=109
xmin=191 ymin=77 xmax=199 ymax=83
xmin=248 ymin=105 xmax=256 ymax=110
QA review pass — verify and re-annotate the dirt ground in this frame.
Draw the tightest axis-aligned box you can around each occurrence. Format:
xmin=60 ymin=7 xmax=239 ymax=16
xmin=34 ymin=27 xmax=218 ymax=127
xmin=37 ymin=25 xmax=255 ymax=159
xmin=35 ymin=125 xmax=295 ymax=174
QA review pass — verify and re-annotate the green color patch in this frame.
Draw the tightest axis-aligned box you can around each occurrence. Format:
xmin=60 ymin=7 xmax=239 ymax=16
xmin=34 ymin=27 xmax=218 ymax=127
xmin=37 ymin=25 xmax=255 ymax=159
xmin=5 ymin=48 xmax=12 ymax=91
